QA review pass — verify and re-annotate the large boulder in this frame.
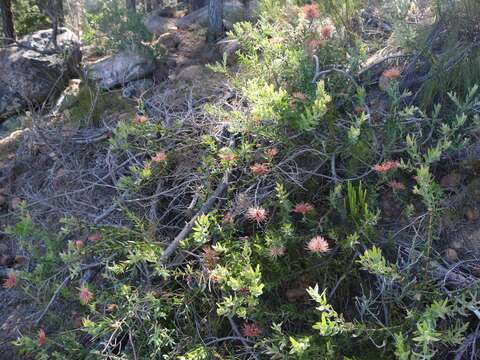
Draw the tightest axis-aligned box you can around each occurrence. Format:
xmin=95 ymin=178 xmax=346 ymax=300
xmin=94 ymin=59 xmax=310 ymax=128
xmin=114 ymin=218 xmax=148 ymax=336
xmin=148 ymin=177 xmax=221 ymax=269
xmin=144 ymin=10 xmax=178 ymax=35
xmin=176 ymin=0 xmax=255 ymax=30
xmin=87 ymin=45 xmax=157 ymax=89
xmin=0 ymin=28 xmax=81 ymax=120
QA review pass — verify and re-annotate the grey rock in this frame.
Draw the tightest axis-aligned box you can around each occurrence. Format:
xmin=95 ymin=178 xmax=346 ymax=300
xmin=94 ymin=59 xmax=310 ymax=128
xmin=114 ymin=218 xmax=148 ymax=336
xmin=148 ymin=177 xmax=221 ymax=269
xmin=144 ymin=11 xmax=178 ymax=35
xmin=122 ymin=78 xmax=154 ymax=99
xmin=0 ymin=28 xmax=82 ymax=120
xmin=176 ymin=0 xmax=255 ymax=30
xmin=87 ymin=45 xmax=157 ymax=89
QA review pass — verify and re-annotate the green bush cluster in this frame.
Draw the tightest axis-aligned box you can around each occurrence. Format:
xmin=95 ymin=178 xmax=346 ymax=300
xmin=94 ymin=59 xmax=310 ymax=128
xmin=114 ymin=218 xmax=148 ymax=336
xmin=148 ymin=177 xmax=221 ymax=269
xmin=8 ymin=0 xmax=480 ymax=359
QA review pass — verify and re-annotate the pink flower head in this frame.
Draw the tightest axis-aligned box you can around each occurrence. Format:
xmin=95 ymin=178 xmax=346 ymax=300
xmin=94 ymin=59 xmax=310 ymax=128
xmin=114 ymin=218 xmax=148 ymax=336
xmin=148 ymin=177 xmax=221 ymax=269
xmin=293 ymin=202 xmax=314 ymax=215
xmin=242 ymin=323 xmax=262 ymax=337
xmin=306 ymin=38 xmax=324 ymax=51
xmin=222 ymin=211 xmax=234 ymax=225
xmin=246 ymin=207 xmax=268 ymax=223
xmin=134 ymin=115 xmax=148 ymax=124
xmin=151 ymin=151 xmax=167 ymax=163
xmin=382 ymin=68 xmax=401 ymax=79
xmin=106 ymin=303 xmax=118 ymax=312
xmin=74 ymin=240 xmax=85 ymax=250
xmin=218 ymin=152 xmax=236 ymax=162
xmin=264 ymin=147 xmax=279 ymax=159
xmin=79 ymin=286 xmax=94 ymax=305
xmin=3 ymin=271 xmax=17 ymax=289
xmin=388 ymin=180 xmax=406 ymax=191
xmin=306 ymin=236 xmax=330 ymax=254
xmin=373 ymin=160 xmax=400 ymax=173
xmin=38 ymin=329 xmax=46 ymax=347
xmin=250 ymin=163 xmax=270 ymax=176
xmin=303 ymin=3 xmax=320 ymax=21
xmin=269 ymin=246 xmax=286 ymax=258
xmin=320 ymin=24 xmax=335 ymax=40
xmin=88 ymin=232 xmax=102 ymax=242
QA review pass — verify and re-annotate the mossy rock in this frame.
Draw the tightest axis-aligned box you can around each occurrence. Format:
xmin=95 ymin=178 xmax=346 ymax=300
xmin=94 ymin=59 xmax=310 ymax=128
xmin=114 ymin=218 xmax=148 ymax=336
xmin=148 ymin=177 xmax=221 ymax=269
xmin=67 ymin=84 xmax=137 ymax=125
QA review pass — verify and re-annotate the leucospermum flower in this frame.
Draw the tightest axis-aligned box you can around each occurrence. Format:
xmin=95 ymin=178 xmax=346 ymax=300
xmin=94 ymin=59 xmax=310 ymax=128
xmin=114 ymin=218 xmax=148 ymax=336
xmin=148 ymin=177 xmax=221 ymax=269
xmin=79 ymin=286 xmax=94 ymax=305
xmin=151 ymin=151 xmax=167 ymax=163
xmin=246 ymin=207 xmax=268 ymax=223
xmin=303 ymin=3 xmax=320 ymax=21
xmin=106 ymin=303 xmax=118 ymax=312
xmin=382 ymin=68 xmax=401 ymax=79
xmin=134 ymin=115 xmax=148 ymax=124
xmin=74 ymin=240 xmax=85 ymax=250
xmin=373 ymin=160 xmax=400 ymax=173
xmin=222 ymin=211 xmax=234 ymax=225
xmin=388 ymin=180 xmax=406 ymax=191
xmin=306 ymin=236 xmax=330 ymax=254
xmin=293 ymin=202 xmax=314 ymax=215
xmin=250 ymin=163 xmax=270 ymax=176
xmin=269 ymin=246 xmax=286 ymax=258
xmin=3 ymin=271 xmax=17 ymax=288
xmin=320 ymin=24 xmax=335 ymax=40
xmin=264 ymin=147 xmax=279 ymax=159
xmin=38 ymin=329 xmax=46 ymax=347
xmin=242 ymin=323 xmax=262 ymax=337
xmin=88 ymin=232 xmax=102 ymax=242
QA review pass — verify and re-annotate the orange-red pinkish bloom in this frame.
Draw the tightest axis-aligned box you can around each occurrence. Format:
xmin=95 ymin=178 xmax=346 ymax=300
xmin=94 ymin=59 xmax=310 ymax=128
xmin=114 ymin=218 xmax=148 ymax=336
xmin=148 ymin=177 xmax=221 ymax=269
xmin=88 ymin=233 xmax=102 ymax=242
xmin=305 ymin=38 xmax=324 ymax=51
xmin=306 ymin=236 xmax=330 ymax=254
xmin=373 ymin=160 xmax=400 ymax=173
xmin=388 ymin=180 xmax=406 ymax=191
xmin=382 ymin=68 xmax=401 ymax=79
xmin=242 ymin=322 xmax=262 ymax=337
xmin=293 ymin=202 xmax=315 ymax=215
xmin=320 ymin=24 xmax=335 ymax=39
xmin=250 ymin=163 xmax=270 ymax=176
xmin=222 ymin=211 xmax=234 ymax=225
xmin=38 ymin=329 xmax=46 ymax=347
xmin=151 ymin=151 xmax=167 ymax=163
xmin=264 ymin=147 xmax=279 ymax=159
xmin=218 ymin=152 xmax=236 ymax=162
xmin=74 ymin=240 xmax=85 ymax=250
xmin=354 ymin=105 xmax=365 ymax=114
xmin=79 ymin=286 xmax=94 ymax=305
xmin=269 ymin=247 xmax=286 ymax=258
xmin=106 ymin=303 xmax=118 ymax=312
xmin=134 ymin=115 xmax=148 ymax=124
xmin=303 ymin=3 xmax=320 ymax=21
xmin=246 ymin=207 xmax=268 ymax=223
xmin=3 ymin=271 xmax=17 ymax=289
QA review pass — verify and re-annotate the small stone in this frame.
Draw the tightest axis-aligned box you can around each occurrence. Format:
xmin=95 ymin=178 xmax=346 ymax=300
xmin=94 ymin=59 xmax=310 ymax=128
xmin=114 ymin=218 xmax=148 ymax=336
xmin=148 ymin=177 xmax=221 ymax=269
xmin=440 ymin=173 xmax=462 ymax=189
xmin=465 ymin=207 xmax=480 ymax=222
xmin=445 ymin=248 xmax=459 ymax=262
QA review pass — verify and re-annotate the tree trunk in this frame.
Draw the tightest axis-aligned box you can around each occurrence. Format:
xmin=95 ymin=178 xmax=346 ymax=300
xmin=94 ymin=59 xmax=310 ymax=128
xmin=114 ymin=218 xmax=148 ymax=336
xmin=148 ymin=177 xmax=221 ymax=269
xmin=145 ymin=0 xmax=152 ymax=12
xmin=126 ymin=0 xmax=136 ymax=13
xmin=0 ymin=0 xmax=15 ymax=45
xmin=56 ymin=0 xmax=64 ymax=26
xmin=206 ymin=0 xmax=223 ymax=43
